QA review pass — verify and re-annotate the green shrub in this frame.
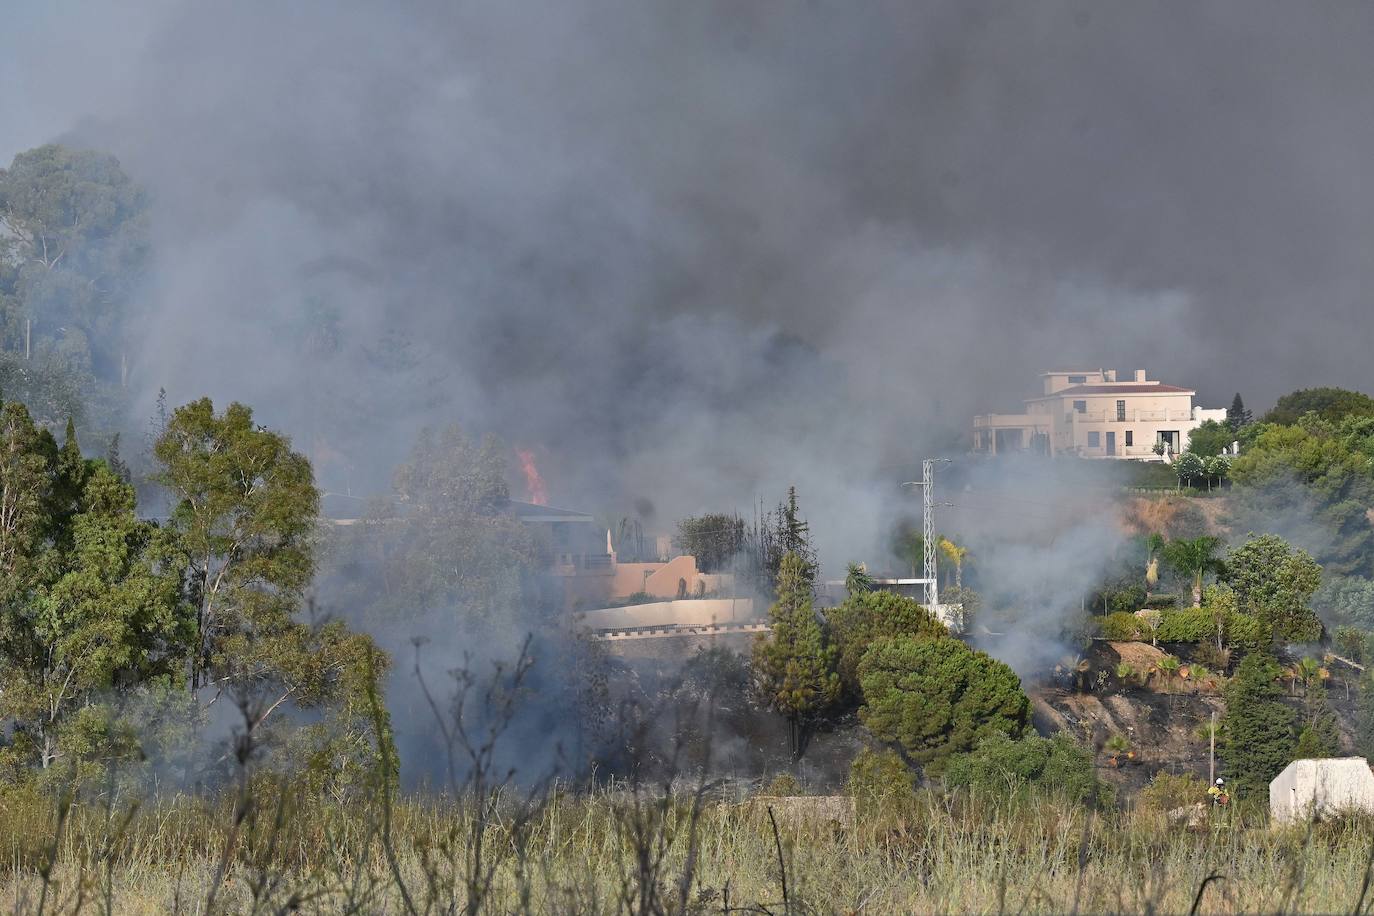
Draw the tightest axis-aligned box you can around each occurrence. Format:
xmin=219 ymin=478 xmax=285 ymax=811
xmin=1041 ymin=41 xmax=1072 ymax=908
xmin=944 ymin=733 xmax=1107 ymax=805
xmin=1335 ymin=625 xmax=1368 ymax=664
xmin=847 ymin=747 xmax=917 ymax=818
xmin=1097 ymin=612 xmax=1146 ymax=640
xmin=1141 ymin=594 xmax=1181 ymax=610
xmin=1155 ymin=607 xmax=1216 ymax=642
xmin=1137 ymin=772 xmax=1209 ymax=813
xmin=1223 ymin=611 xmax=1268 ymax=654
xmin=1098 ymin=581 xmax=1146 ymax=614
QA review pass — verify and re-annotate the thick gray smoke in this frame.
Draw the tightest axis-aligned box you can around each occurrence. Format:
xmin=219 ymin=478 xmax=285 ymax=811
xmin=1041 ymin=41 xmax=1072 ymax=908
xmin=5 ymin=2 xmax=1374 ymax=575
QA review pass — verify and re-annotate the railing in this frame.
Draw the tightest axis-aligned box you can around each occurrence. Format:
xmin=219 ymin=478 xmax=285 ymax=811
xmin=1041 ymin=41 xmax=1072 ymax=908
xmin=1065 ymin=409 xmax=1193 ymax=423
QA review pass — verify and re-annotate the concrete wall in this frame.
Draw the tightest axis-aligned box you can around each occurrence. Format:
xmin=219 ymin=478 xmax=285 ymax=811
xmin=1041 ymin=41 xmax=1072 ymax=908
xmin=610 ymin=556 xmax=701 ymax=598
xmin=573 ymin=598 xmax=758 ymax=630
xmin=1270 ymin=758 xmax=1374 ymax=825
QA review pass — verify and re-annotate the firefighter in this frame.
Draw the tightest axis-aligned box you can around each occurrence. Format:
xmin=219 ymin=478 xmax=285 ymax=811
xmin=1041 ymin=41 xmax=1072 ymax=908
xmin=1207 ymin=777 xmax=1229 ymax=806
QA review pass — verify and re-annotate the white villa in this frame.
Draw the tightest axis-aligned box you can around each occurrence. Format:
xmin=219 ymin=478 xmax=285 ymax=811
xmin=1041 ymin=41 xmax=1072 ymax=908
xmin=972 ymin=369 xmax=1227 ymax=460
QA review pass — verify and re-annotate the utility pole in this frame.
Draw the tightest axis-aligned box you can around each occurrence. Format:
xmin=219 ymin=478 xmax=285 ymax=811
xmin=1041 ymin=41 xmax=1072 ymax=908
xmin=922 ymin=458 xmax=938 ymax=610
xmin=903 ymin=458 xmax=951 ymax=611
xmin=1209 ymin=710 xmax=1216 ymax=785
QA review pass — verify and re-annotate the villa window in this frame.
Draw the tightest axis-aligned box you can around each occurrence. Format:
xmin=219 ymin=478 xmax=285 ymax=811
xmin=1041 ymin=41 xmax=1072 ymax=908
xmin=1088 ymin=431 xmax=1100 ymax=448
xmin=1073 ymin=400 xmax=1087 ymax=413
xmin=1068 ymin=374 xmax=1087 ymax=383
xmin=1116 ymin=400 xmax=1126 ymax=421
xmin=1125 ymin=431 xmax=1134 ymax=447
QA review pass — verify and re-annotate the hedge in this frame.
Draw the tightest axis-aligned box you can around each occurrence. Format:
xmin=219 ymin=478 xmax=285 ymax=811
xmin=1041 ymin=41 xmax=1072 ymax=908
xmin=1096 ymin=612 xmax=1147 ymax=641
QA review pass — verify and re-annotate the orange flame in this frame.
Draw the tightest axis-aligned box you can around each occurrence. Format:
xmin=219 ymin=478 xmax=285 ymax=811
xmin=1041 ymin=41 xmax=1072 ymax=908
xmin=516 ymin=448 xmax=548 ymax=505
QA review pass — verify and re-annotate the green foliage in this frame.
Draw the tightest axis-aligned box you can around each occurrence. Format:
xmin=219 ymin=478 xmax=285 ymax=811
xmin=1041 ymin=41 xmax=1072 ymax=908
xmin=1356 ymin=672 xmax=1374 ymax=760
xmin=752 ymin=552 xmax=839 ymax=756
xmin=1224 ymin=533 xmax=1324 ymax=643
xmin=1221 ymin=652 xmax=1296 ymax=798
xmin=753 ymin=487 xmax=817 ymax=593
xmin=1264 ymin=387 xmax=1374 ymax=426
xmin=858 ymin=635 xmax=1029 ymax=773
xmin=152 ymin=398 xmax=382 ymax=750
xmin=1228 ymin=421 xmax=1374 ymax=578
xmin=1161 ymin=536 xmax=1224 ymax=606
xmin=1173 ymin=452 xmax=1205 ymax=487
xmin=827 ymin=589 xmax=946 ymax=701
xmin=1097 ymin=612 xmax=1147 ymax=640
xmin=1313 ymin=576 xmax=1374 ymax=630
xmin=1294 ymin=681 xmax=1340 ymax=759
xmin=1140 ymin=594 xmax=1181 ymax=610
xmin=1094 ymin=577 xmax=1146 ymax=614
xmin=326 ymin=425 xmax=536 ymax=624
xmin=1201 ymin=455 xmax=1231 ymax=490
xmin=844 ymin=562 xmax=874 ymax=597
xmin=0 ymin=403 xmax=190 ymax=769
xmin=673 ymin=513 xmax=745 ymax=574
xmin=0 ymin=145 xmax=148 ymax=430
xmin=1227 ymin=393 xmax=1253 ymax=434
xmin=1334 ymin=625 xmax=1368 ymax=664
xmin=1154 ymin=607 xmax=1216 ymax=643
xmin=943 ymin=732 xmax=1106 ymax=805
xmin=846 ymin=747 xmax=916 ymax=818
xmin=1186 ymin=420 xmax=1233 ymax=458
xmin=1137 ymin=772 xmax=1209 ymax=813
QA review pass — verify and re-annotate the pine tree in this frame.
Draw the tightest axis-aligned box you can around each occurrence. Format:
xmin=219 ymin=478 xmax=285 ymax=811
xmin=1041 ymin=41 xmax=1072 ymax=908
xmin=1226 ymin=393 xmax=1252 ymax=435
xmin=753 ymin=551 xmax=839 ymax=757
xmin=776 ymin=486 xmax=816 ymax=585
xmin=1356 ymin=671 xmax=1374 ymax=759
xmin=1293 ymin=668 xmax=1341 ymax=757
xmin=1221 ymin=652 xmax=1296 ymax=798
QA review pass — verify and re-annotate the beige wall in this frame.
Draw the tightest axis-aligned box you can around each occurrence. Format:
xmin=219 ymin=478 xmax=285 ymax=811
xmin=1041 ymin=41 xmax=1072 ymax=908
xmin=558 ymin=553 xmax=733 ymax=612
xmin=574 ymin=598 xmax=759 ymax=630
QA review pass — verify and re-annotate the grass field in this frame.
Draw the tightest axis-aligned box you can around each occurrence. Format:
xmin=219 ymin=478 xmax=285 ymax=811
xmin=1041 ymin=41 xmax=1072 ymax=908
xmin=3 ymin=782 xmax=1374 ymax=915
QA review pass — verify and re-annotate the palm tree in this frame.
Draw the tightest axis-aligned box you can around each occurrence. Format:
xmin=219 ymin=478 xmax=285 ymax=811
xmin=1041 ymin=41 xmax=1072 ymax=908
xmin=1291 ymin=656 xmax=1329 ymax=697
xmin=1162 ymin=536 xmax=1225 ymax=607
xmin=1056 ymin=653 xmax=1092 ymax=691
xmin=1145 ymin=533 xmax=1165 ymax=595
xmin=1152 ymin=654 xmax=1183 ymax=691
xmin=1103 ymin=734 xmax=1135 ymax=767
xmin=844 ymin=562 xmax=874 ymax=597
xmin=938 ymin=537 xmax=969 ymax=590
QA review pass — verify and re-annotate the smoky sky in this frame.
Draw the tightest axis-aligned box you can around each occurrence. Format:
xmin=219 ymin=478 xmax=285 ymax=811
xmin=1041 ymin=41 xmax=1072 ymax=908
xmin=5 ymin=1 xmax=1374 ymax=570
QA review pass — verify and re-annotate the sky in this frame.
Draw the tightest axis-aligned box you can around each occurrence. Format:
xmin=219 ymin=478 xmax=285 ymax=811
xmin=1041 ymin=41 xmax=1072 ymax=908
xmin=4 ymin=1 xmax=1374 ymax=571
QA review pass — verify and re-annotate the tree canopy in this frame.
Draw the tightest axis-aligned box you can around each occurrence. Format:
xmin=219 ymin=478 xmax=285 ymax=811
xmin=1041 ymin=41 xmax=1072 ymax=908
xmin=1223 ymin=533 xmax=1323 ymax=643
xmin=325 ymin=424 xmax=537 ymax=624
xmin=673 ymin=513 xmax=745 ymax=573
xmin=1228 ymin=419 xmax=1374 ymax=578
xmin=0 ymin=145 xmax=148 ymax=428
xmin=1221 ymin=652 xmax=1295 ymax=798
xmin=826 ymin=589 xmax=946 ymax=702
xmin=1185 ymin=420 xmax=1233 ymax=458
xmin=752 ymin=551 xmax=839 ymax=757
xmin=1264 ymin=387 xmax=1374 ymax=426
xmin=858 ymin=634 xmax=1029 ymax=773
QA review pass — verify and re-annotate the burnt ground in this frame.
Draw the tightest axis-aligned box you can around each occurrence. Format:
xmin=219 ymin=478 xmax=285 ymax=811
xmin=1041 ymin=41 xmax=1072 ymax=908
xmin=1032 ymin=640 xmax=1364 ymax=798
xmin=602 ymin=635 xmax=1364 ymax=799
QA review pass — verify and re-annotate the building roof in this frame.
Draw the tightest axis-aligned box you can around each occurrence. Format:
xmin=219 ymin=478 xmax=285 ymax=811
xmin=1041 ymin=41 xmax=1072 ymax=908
xmin=1031 ymin=384 xmax=1194 ymax=399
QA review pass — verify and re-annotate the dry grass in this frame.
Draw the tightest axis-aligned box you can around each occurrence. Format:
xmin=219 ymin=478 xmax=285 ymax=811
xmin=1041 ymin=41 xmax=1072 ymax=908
xmin=2 ymin=783 xmax=1374 ymax=914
